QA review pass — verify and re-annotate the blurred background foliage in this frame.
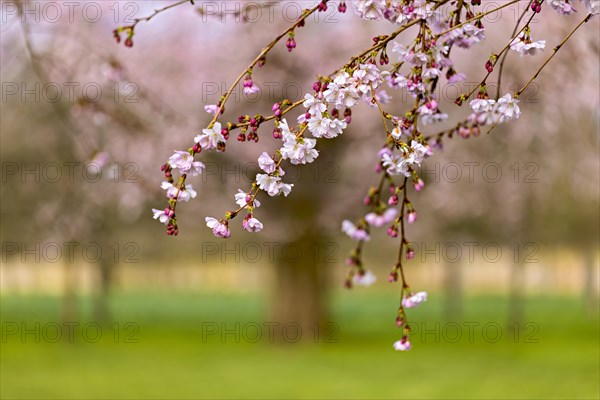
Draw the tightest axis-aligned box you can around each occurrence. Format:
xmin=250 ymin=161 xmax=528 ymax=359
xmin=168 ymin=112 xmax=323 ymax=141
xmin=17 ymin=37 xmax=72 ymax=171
xmin=1 ymin=1 xmax=598 ymax=398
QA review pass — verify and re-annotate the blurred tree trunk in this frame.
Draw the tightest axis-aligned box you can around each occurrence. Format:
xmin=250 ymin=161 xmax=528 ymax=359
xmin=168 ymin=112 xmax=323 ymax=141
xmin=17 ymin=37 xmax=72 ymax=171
xmin=92 ymin=221 xmax=114 ymax=323
xmin=268 ymin=140 xmax=342 ymax=341
xmin=582 ymin=249 xmax=598 ymax=317
xmin=61 ymin=258 xmax=78 ymax=324
xmin=272 ymin=230 xmax=329 ymax=339
xmin=443 ymin=261 xmax=462 ymax=320
xmin=93 ymin=255 xmax=113 ymax=323
xmin=507 ymin=260 xmax=525 ymax=327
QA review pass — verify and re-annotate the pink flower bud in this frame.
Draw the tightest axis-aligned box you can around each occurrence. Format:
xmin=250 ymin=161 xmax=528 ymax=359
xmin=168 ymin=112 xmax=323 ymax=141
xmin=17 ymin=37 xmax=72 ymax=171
xmin=414 ymin=179 xmax=425 ymax=192
xmin=407 ymin=211 xmax=417 ymax=224
xmin=286 ymin=37 xmax=296 ymax=52
xmin=458 ymin=127 xmax=470 ymax=138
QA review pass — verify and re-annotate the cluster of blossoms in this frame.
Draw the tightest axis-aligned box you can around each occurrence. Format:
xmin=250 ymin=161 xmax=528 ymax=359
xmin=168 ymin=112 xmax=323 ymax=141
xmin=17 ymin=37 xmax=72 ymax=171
xmin=139 ymin=0 xmax=598 ymax=350
xmin=509 ymin=30 xmax=546 ymax=57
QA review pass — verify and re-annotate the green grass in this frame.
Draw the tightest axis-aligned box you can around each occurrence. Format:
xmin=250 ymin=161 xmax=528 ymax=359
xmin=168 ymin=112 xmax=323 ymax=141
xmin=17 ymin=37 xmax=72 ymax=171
xmin=1 ymin=292 xmax=598 ymax=399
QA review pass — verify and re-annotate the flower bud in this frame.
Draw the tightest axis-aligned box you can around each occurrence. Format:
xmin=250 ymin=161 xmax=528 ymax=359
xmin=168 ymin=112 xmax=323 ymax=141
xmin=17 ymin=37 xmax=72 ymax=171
xmin=414 ymin=179 xmax=425 ymax=192
xmin=286 ymin=37 xmax=296 ymax=52
xmin=407 ymin=211 xmax=417 ymax=224
xmin=458 ymin=126 xmax=470 ymax=138
xmin=395 ymin=316 xmax=403 ymax=327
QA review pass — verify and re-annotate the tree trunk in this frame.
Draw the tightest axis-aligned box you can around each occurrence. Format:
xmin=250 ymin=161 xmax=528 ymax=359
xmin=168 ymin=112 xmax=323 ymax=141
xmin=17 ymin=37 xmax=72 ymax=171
xmin=93 ymin=255 xmax=113 ymax=324
xmin=61 ymin=260 xmax=78 ymax=324
xmin=582 ymin=249 xmax=598 ymax=317
xmin=507 ymin=260 xmax=525 ymax=328
xmin=443 ymin=260 xmax=462 ymax=321
xmin=271 ymin=230 xmax=329 ymax=342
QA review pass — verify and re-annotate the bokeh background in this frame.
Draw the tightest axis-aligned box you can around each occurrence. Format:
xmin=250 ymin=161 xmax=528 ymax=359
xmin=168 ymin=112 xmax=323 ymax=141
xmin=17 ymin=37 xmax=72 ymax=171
xmin=1 ymin=1 xmax=599 ymax=398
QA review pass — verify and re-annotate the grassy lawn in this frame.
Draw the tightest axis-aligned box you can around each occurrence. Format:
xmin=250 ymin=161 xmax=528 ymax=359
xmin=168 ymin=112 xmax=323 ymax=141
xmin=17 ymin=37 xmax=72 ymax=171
xmin=1 ymin=292 xmax=598 ymax=399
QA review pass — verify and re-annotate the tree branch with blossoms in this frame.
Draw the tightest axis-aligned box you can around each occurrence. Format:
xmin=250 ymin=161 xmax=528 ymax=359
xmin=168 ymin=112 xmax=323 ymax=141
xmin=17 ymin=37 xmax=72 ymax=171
xmin=114 ymin=0 xmax=600 ymax=350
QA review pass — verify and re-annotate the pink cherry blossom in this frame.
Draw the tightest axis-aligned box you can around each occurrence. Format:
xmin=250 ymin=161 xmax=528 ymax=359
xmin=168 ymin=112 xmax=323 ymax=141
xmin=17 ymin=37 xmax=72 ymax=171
xmin=402 ymin=291 xmax=427 ymax=308
xmin=205 ymin=217 xmax=231 ymax=238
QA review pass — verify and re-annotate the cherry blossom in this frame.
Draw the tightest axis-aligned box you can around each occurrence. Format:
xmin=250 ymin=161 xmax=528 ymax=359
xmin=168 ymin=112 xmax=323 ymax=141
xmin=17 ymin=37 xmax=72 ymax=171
xmin=341 ymin=220 xmax=370 ymax=241
xmin=393 ymin=338 xmax=412 ymax=351
xmin=258 ymin=152 xmax=277 ymax=174
xmin=510 ymin=32 xmax=546 ymax=57
xmin=204 ymin=104 xmax=219 ymax=115
xmin=497 ymin=93 xmax=522 ymax=121
xmin=194 ymin=122 xmax=226 ymax=151
xmin=256 ymin=174 xmax=293 ymax=197
xmin=402 ymin=291 xmax=428 ymax=308
xmin=160 ymin=182 xmax=197 ymax=202
xmin=353 ymin=270 xmax=377 ymax=286
xmin=303 ymin=93 xmax=326 ymax=116
xmin=582 ymin=0 xmax=600 ymax=14
xmin=365 ymin=208 xmax=398 ymax=227
xmin=353 ymin=0 xmax=386 ymax=21
xmin=168 ymin=151 xmax=205 ymax=176
xmin=243 ymin=217 xmax=264 ymax=233
xmin=549 ymin=0 xmax=577 ymax=15
xmin=470 ymin=98 xmax=496 ymax=113
xmin=205 ymin=217 xmax=231 ymax=238
xmin=152 ymin=208 xmax=169 ymax=225
xmin=280 ymin=136 xmax=319 ymax=165
xmin=234 ymin=189 xmax=260 ymax=209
